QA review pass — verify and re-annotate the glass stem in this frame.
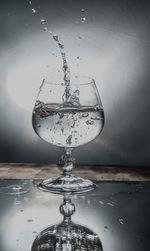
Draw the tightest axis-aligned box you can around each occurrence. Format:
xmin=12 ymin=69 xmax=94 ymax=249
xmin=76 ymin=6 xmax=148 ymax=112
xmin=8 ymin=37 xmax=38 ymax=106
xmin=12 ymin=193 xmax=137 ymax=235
xmin=59 ymin=196 xmax=75 ymax=223
xmin=59 ymin=148 xmax=75 ymax=176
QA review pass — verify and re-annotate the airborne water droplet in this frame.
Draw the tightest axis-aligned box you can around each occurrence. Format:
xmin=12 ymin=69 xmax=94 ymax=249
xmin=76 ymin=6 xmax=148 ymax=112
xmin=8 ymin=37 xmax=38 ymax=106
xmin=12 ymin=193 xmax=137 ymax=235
xmin=99 ymin=200 xmax=104 ymax=205
xmin=119 ymin=218 xmax=124 ymax=225
xmin=44 ymin=27 xmax=48 ymax=31
xmin=40 ymin=19 xmax=46 ymax=25
xmin=31 ymin=8 xmax=36 ymax=14
xmin=53 ymin=35 xmax=59 ymax=42
xmin=81 ymin=17 xmax=86 ymax=22
xmin=29 ymin=1 xmax=31 ymax=4
xmin=81 ymin=8 xmax=85 ymax=12
xmin=58 ymin=43 xmax=64 ymax=49
xmin=104 ymin=226 xmax=109 ymax=232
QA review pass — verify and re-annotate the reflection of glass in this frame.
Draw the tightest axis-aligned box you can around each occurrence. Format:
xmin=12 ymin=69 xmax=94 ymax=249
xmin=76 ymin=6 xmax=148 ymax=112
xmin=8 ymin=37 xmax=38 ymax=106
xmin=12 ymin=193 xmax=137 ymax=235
xmin=31 ymin=195 xmax=103 ymax=251
xmin=32 ymin=76 xmax=104 ymax=193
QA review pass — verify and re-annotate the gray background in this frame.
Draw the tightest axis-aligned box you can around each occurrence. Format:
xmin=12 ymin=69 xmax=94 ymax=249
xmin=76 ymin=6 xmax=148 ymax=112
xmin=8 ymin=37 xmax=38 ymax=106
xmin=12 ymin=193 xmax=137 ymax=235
xmin=0 ymin=0 xmax=150 ymax=165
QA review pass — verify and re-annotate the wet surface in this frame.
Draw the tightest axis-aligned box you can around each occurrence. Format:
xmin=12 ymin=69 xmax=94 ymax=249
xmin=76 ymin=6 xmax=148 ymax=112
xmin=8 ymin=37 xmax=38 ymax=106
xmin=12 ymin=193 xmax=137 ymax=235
xmin=0 ymin=179 xmax=149 ymax=251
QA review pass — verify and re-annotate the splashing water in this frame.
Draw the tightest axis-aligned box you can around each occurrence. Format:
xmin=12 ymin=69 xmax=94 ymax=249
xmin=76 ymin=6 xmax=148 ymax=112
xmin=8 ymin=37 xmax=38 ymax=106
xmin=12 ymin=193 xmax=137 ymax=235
xmin=40 ymin=19 xmax=76 ymax=105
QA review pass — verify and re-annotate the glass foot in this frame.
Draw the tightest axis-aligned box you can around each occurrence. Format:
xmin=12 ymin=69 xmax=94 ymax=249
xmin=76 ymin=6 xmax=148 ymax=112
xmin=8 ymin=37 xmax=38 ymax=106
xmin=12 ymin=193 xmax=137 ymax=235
xmin=38 ymin=174 xmax=95 ymax=194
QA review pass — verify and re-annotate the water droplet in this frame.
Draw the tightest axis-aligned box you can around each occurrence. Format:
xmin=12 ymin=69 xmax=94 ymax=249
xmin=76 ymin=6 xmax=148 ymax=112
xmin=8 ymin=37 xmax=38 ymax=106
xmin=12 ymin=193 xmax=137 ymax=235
xmin=29 ymin=1 xmax=31 ymax=4
xmin=53 ymin=35 xmax=59 ymax=42
xmin=40 ymin=19 xmax=46 ymax=25
xmin=104 ymin=226 xmax=109 ymax=232
xmin=58 ymin=43 xmax=64 ymax=49
xmin=77 ymin=56 xmax=80 ymax=59
xmin=43 ymin=27 xmax=48 ymax=31
xmin=16 ymin=239 xmax=19 ymax=242
xmin=81 ymin=17 xmax=86 ymax=22
xmin=119 ymin=218 xmax=124 ymax=225
xmin=99 ymin=200 xmax=104 ymax=205
xmin=86 ymin=120 xmax=94 ymax=125
xmin=49 ymin=31 xmax=53 ymax=35
xmin=20 ymin=209 xmax=24 ymax=212
xmin=27 ymin=219 xmax=33 ymax=222
xmin=107 ymin=202 xmax=115 ymax=207
xmin=81 ymin=8 xmax=85 ymax=12
xmin=78 ymin=36 xmax=82 ymax=39
xmin=31 ymin=8 xmax=36 ymax=13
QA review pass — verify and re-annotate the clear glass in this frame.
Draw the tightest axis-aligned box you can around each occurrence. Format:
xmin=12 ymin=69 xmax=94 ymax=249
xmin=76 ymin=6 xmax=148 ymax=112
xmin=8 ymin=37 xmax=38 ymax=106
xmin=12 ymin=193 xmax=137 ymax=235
xmin=32 ymin=75 xmax=104 ymax=193
xmin=31 ymin=195 xmax=103 ymax=251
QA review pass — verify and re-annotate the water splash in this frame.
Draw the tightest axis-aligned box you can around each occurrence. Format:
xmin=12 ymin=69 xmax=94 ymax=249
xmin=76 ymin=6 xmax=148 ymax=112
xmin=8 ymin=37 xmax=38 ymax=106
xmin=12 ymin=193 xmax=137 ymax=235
xmin=0 ymin=183 xmax=31 ymax=195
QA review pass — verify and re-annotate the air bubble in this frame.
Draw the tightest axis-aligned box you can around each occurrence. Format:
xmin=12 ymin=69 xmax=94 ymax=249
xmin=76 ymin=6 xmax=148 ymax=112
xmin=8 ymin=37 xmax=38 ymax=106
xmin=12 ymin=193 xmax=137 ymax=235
xmin=66 ymin=135 xmax=72 ymax=144
xmin=91 ymin=117 xmax=100 ymax=120
xmin=86 ymin=120 xmax=94 ymax=125
xmin=82 ymin=113 xmax=89 ymax=118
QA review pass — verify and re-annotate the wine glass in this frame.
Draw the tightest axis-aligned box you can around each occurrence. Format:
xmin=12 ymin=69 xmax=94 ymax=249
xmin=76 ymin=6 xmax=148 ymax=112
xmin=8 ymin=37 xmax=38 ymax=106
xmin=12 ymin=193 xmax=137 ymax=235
xmin=32 ymin=75 xmax=104 ymax=193
xmin=31 ymin=195 xmax=103 ymax=251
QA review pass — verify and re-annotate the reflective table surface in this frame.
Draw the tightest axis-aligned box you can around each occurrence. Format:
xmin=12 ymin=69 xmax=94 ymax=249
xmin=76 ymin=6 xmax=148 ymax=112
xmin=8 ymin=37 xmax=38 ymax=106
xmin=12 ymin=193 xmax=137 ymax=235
xmin=0 ymin=179 xmax=149 ymax=251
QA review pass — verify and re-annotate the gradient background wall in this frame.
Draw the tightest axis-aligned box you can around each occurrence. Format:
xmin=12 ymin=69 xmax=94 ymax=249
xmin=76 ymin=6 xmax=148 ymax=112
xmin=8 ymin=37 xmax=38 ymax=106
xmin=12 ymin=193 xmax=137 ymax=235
xmin=0 ymin=0 xmax=150 ymax=165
